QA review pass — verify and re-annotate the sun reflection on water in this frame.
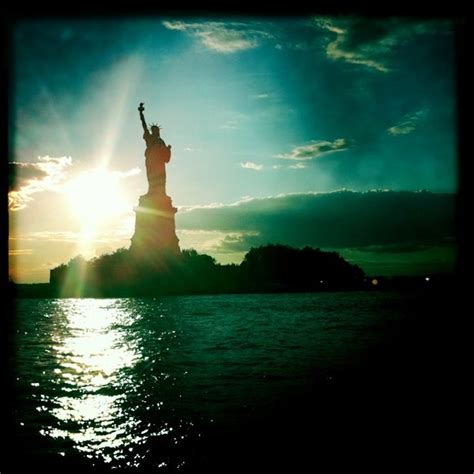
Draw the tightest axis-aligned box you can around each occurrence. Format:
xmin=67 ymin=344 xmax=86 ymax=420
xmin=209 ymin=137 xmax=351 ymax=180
xmin=46 ymin=299 xmax=142 ymax=464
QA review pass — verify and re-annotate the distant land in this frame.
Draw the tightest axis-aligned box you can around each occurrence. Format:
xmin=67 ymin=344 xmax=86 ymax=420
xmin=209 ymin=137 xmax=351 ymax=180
xmin=10 ymin=244 xmax=454 ymax=299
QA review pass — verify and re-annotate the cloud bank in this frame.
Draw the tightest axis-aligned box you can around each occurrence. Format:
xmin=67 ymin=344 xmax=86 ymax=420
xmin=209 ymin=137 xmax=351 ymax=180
xmin=177 ymin=190 xmax=455 ymax=251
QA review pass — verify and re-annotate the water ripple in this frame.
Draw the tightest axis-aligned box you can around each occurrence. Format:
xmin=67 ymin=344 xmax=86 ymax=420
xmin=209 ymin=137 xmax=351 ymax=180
xmin=13 ymin=292 xmax=408 ymax=469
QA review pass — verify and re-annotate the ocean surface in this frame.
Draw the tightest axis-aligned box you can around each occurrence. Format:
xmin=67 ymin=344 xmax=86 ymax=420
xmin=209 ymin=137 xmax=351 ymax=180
xmin=7 ymin=291 xmax=440 ymax=472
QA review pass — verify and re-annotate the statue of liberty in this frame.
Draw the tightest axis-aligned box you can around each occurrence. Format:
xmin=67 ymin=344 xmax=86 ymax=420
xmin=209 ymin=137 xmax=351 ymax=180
xmin=138 ymin=102 xmax=172 ymax=195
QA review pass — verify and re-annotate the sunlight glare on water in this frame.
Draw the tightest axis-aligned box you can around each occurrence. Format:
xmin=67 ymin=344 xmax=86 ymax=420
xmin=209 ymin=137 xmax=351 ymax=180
xmin=45 ymin=299 xmax=143 ymax=464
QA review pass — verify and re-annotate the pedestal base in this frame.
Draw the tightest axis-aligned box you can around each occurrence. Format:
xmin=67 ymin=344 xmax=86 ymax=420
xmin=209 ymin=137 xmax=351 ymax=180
xmin=130 ymin=192 xmax=180 ymax=258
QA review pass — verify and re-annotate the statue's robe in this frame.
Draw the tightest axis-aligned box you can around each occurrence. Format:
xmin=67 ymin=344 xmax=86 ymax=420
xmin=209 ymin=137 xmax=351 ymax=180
xmin=144 ymin=132 xmax=171 ymax=194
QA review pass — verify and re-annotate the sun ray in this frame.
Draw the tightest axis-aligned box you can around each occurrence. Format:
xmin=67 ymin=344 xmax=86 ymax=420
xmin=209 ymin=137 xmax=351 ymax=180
xmin=98 ymin=56 xmax=144 ymax=170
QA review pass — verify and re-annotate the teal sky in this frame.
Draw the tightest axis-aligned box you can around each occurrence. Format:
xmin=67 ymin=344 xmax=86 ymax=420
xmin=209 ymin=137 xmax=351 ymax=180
xmin=9 ymin=16 xmax=458 ymax=282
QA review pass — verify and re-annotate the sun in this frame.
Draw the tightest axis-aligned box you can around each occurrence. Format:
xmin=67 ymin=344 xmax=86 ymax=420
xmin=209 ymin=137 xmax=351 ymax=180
xmin=64 ymin=168 xmax=129 ymax=230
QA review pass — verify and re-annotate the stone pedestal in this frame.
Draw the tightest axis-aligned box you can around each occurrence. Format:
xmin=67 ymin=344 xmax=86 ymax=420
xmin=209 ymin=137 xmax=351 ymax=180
xmin=130 ymin=192 xmax=180 ymax=258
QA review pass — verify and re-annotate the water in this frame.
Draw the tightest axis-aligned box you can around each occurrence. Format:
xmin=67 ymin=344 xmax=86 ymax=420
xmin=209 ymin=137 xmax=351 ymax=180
xmin=9 ymin=292 xmax=427 ymax=471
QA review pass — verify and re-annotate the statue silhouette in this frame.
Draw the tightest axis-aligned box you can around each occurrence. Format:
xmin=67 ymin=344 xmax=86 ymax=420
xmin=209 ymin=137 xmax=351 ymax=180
xmin=139 ymin=102 xmax=172 ymax=194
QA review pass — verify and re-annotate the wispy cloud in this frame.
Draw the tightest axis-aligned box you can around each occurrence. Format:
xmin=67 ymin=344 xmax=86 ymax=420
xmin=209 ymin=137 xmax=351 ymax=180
xmin=289 ymin=162 xmax=307 ymax=169
xmin=112 ymin=167 xmax=141 ymax=179
xmin=220 ymin=120 xmax=239 ymax=130
xmin=315 ymin=17 xmax=452 ymax=72
xmin=8 ymin=249 xmax=33 ymax=256
xmin=240 ymin=161 xmax=263 ymax=171
xmin=9 ymin=156 xmax=72 ymax=211
xmin=178 ymin=202 xmax=227 ymax=213
xmin=163 ymin=20 xmax=272 ymax=53
xmin=252 ymin=93 xmax=270 ymax=99
xmin=16 ymin=227 xmax=134 ymax=244
xmin=388 ymin=109 xmax=428 ymax=135
xmin=277 ymin=138 xmax=350 ymax=161
xmin=15 ymin=231 xmax=81 ymax=242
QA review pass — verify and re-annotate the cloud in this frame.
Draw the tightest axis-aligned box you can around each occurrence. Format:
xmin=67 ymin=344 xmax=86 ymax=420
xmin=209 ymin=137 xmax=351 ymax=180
xmin=176 ymin=190 xmax=455 ymax=251
xmin=288 ymin=162 xmax=307 ymax=170
xmin=277 ymin=138 xmax=350 ymax=161
xmin=220 ymin=121 xmax=239 ymax=130
xmin=15 ymin=231 xmax=82 ymax=242
xmin=162 ymin=21 xmax=188 ymax=31
xmin=253 ymin=93 xmax=270 ymax=99
xmin=163 ymin=20 xmax=272 ymax=53
xmin=9 ymin=156 xmax=72 ymax=211
xmin=111 ymin=167 xmax=141 ymax=179
xmin=8 ymin=163 xmax=48 ymax=191
xmin=8 ymin=158 xmax=140 ymax=211
xmin=217 ymin=233 xmax=262 ymax=253
xmin=315 ymin=17 xmax=452 ymax=72
xmin=15 ymin=226 xmax=134 ymax=245
xmin=176 ymin=229 xmax=256 ymax=255
xmin=8 ymin=249 xmax=33 ymax=256
xmin=388 ymin=109 xmax=428 ymax=135
xmin=240 ymin=161 xmax=263 ymax=171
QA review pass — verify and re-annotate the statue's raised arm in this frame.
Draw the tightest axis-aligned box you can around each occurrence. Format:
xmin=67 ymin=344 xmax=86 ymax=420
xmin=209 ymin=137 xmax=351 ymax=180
xmin=138 ymin=102 xmax=148 ymax=135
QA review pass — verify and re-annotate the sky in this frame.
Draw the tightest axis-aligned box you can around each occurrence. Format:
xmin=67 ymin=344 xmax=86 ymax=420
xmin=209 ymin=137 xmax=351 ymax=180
xmin=8 ymin=15 xmax=458 ymax=283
